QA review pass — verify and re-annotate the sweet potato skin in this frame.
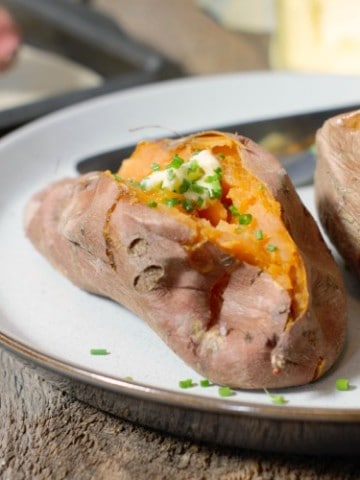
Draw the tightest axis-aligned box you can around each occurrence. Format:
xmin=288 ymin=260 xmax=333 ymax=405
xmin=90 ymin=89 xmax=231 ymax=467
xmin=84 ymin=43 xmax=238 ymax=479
xmin=25 ymin=131 xmax=346 ymax=389
xmin=315 ymin=110 xmax=360 ymax=279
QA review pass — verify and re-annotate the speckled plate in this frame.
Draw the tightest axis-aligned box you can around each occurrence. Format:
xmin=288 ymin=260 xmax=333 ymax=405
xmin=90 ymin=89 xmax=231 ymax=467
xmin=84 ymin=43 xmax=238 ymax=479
xmin=1 ymin=72 xmax=360 ymax=455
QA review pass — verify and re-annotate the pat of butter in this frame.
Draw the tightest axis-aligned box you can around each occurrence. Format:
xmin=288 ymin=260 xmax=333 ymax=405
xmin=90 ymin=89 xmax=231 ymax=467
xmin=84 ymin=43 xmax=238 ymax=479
xmin=270 ymin=0 xmax=360 ymax=74
xmin=140 ymin=149 xmax=222 ymax=209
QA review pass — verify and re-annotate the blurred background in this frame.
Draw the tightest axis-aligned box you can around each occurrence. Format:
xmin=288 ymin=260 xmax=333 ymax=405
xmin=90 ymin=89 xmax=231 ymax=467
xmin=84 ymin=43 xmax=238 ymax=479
xmin=0 ymin=0 xmax=359 ymax=135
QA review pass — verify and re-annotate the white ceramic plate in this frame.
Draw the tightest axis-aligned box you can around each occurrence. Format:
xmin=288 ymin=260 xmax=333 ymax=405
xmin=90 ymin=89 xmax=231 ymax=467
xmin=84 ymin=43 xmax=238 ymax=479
xmin=1 ymin=72 xmax=360 ymax=454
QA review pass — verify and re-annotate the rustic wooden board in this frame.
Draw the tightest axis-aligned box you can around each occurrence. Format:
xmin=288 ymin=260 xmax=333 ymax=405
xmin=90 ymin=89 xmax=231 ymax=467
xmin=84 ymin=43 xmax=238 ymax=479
xmin=1 ymin=347 xmax=360 ymax=479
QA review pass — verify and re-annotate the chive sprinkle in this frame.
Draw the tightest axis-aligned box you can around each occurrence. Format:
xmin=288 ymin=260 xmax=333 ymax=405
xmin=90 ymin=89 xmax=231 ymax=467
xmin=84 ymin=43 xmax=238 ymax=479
xmin=208 ymin=180 xmax=222 ymax=199
xmin=179 ymin=178 xmax=191 ymax=193
xmin=264 ymin=388 xmax=287 ymax=405
xmin=269 ymin=394 xmax=287 ymax=405
xmin=130 ymin=179 xmax=141 ymax=189
xmin=255 ymin=229 xmax=264 ymax=240
xmin=229 ymin=205 xmax=240 ymax=217
xmin=147 ymin=200 xmax=158 ymax=208
xmin=168 ymin=154 xmax=184 ymax=169
xmin=218 ymin=386 xmax=235 ymax=397
xmin=163 ymin=197 xmax=179 ymax=207
xmin=182 ymin=199 xmax=195 ymax=212
xmin=229 ymin=206 xmax=252 ymax=224
xmin=167 ymin=169 xmax=176 ymax=180
xmin=190 ymin=183 xmax=204 ymax=194
xmin=90 ymin=348 xmax=109 ymax=355
xmin=179 ymin=378 xmax=196 ymax=389
xmin=113 ymin=174 xmax=122 ymax=182
xmin=151 ymin=162 xmax=161 ymax=171
xmin=238 ymin=213 xmax=253 ymax=225
xmin=188 ymin=160 xmax=200 ymax=172
xmin=204 ymin=175 xmax=216 ymax=183
xmin=336 ymin=378 xmax=350 ymax=391
xmin=267 ymin=244 xmax=278 ymax=252
xmin=200 ymin=379 xmax=213 ymax=387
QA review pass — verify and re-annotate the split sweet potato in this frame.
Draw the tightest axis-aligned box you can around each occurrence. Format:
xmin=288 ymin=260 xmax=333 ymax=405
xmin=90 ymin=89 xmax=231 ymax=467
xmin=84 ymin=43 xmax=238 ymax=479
xmin=25 ymin=131 xmax=346 ymax=389
xmin=315 ymin=110 xmax=360 ymax=279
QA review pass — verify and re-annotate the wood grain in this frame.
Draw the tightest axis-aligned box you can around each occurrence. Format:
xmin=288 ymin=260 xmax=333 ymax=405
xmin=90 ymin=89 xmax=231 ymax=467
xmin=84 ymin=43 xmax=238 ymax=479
xmin=1 ymin=347 xmax=360 ymax=479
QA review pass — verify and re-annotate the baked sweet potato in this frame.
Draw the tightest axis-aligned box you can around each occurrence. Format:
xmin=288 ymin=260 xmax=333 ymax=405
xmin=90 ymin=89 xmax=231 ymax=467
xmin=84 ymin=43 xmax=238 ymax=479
xmin=315 ymin=110 xmax=360 ymax=279
xmin=25 ymin=131 xmax=346 ymax=389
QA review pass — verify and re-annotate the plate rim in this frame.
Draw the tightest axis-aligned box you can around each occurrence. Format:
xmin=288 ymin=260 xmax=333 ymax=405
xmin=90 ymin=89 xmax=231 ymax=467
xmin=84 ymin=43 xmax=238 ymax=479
xmin=2 ymin=324 xmax=360 ymax=424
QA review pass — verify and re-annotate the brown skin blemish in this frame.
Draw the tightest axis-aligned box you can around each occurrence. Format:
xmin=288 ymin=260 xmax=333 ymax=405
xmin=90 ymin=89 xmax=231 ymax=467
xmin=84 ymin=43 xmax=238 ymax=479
xmin=208 ymin=274 xmax=230 ymax=329
xmin=244 ymin=332 xmax=253 ymax=343
xmin=265 ymin=334 xmax=279 ymax=349
xmin=133 ymin=265 xmax=164 ymax=293
xmin=103 ymin=191 xmax=125 ymax=270
xmin=302 ymin=329 xmax=318 ymax=348
xmin=127 ymin=237 xmax=148 ymax=257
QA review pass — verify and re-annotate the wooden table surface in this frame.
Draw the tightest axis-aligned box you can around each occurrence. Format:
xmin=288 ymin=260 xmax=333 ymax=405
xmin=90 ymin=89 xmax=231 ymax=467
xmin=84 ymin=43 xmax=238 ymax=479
xmin=2 ymin=1 xmax=360 ymax=478
xmin=2 ymin=346 xmax=360 ymax=479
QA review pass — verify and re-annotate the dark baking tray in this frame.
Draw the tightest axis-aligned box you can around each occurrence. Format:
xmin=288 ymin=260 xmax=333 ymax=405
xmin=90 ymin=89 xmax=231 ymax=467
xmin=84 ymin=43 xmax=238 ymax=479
xmin=0 ymin=0 xmax=183 ymax=135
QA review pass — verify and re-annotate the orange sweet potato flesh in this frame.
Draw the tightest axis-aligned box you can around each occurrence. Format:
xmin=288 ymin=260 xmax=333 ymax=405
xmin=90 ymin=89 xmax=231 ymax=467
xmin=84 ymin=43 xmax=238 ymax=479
xmin=25 ymin=131 xmax=346 ymax=388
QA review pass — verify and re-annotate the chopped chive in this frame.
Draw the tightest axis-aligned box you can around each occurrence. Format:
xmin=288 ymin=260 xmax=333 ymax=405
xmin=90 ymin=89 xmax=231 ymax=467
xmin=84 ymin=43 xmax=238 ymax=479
xmin=189 ymin=182 xmax=205 ymax=193
xmin=255 ymin=229 xmax=264 ymax=240
xmin=168 ymin=154 xmax=184 ymax=169
xmin=90 ymin=348 xmax=109 ymax=355
xmin=258 ymin=184 xmax=265 ymax=191
xmin=204 ymin=175 xmax=216 ymax=183
xmin=336 ymin=378 xmax=350 ymax=391
xmin=130 ymin=179 xmax=141 ymax=188
xmin=151 ymin=162 xmax=161 ymax=171
xmin=113 ymin=173 xmax=122 ymax=182
xmin=188 ymin=160 xmax=200 ymax=172
xmin=200 ymin=379 xmax=213 ymax=387
xmin=267 ymin=244 xmax=278 ymax=252
xmin=214 ymin=166 xmax=223 ymax=177
xmin=190 ymin=182 xmax=205 ymax=194
xmin=238 ymin=213 xmax=253 ymax=225
xmin=179 ymin=178 xmax=191 ymax=193
xmin=208 ymin=180 xmax=222 ymax=199
xmin=147 ymin=200 xmax=158 ymax=208
xmin=167 ymin=169 xmax=176 ymax=181
xmin=182 ymin=199 xmax=195 ymax=212
xmin=179 ymin=378 xmax=196 ymax=389
xmin=229 ymin=205 xmax=240 ymax=217
xmin=218 ymin=386 xmax=235 ymax=397
xmin=264 ymin=388 xmax=287 ymax=405
xmin=163 ymin=197 xmax=179 ymax=207
xmin=124 ymin=376 xmax=133 ymax=381
xmin=196 ymin=196 xmax=204 ymax=207
xmin=269 ymin=394 xmax=287 ymax=405
xmin=217 ymin=153 xmax=225 ymax=160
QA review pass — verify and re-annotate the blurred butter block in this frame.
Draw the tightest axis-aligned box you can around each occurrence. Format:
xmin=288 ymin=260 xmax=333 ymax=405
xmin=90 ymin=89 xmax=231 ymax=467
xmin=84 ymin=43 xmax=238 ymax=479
xmin=0 ymin=45 xmax=102 ymax=111
xmin=197 ymin=0 xmax=275 ymax=33
xmin=271 ymin=0 xmax=360 ymax=73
